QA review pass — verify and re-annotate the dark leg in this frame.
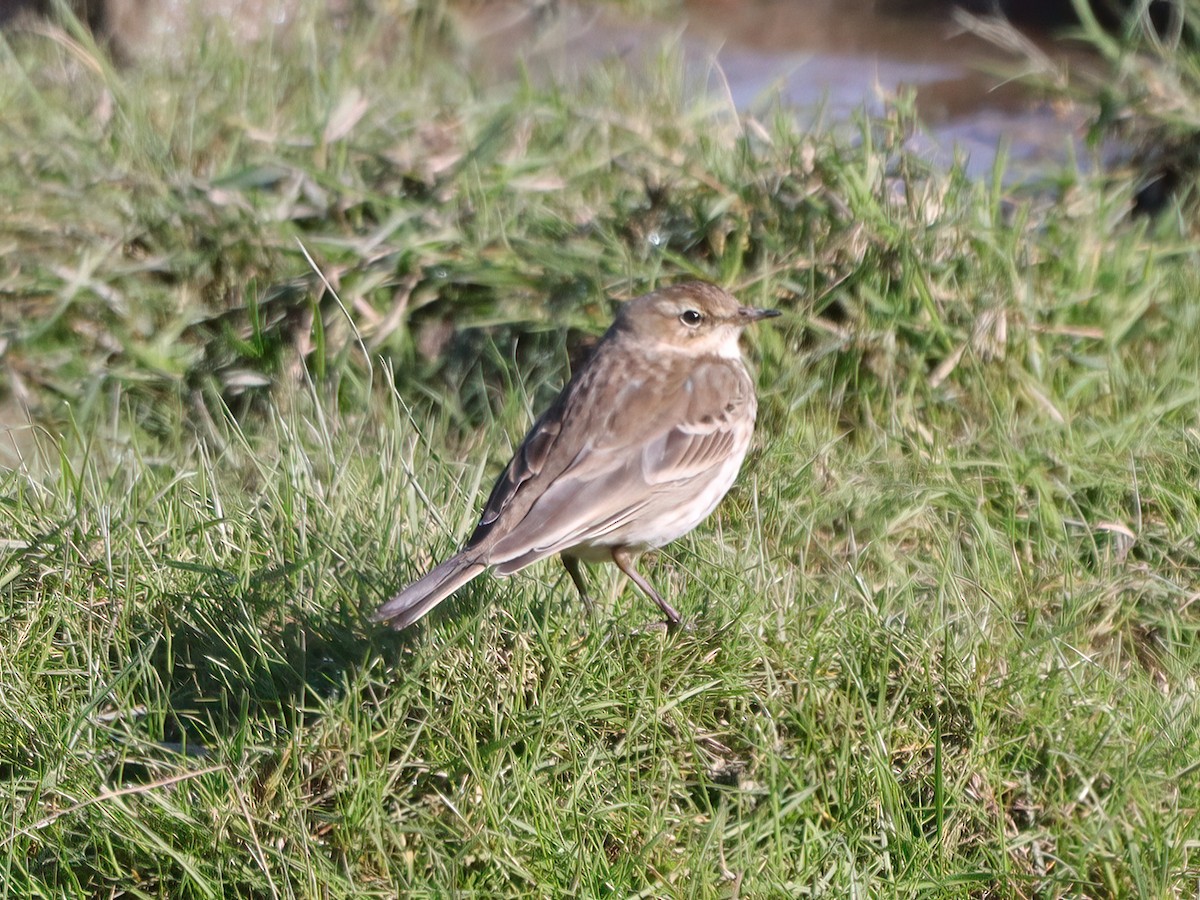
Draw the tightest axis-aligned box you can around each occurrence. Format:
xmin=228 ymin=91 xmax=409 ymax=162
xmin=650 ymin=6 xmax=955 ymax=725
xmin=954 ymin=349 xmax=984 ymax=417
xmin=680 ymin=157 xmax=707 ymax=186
xmin=561 ymin=554 xmax=595 ymax=615
xmin=611 ymin=547 xmax=682 ymax=626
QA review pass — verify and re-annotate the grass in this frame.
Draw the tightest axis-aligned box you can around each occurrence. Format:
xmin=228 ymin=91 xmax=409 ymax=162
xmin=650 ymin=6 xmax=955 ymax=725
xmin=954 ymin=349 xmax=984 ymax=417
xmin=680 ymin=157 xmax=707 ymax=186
xmin=3 ymin=1 xmax=1200 ymax=897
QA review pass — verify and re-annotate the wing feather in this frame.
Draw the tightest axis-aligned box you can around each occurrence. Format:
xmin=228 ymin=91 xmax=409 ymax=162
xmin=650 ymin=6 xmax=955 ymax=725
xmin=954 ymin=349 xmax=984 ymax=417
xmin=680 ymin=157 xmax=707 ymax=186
xmin=487 ymin=356 xmax=753 ymax=567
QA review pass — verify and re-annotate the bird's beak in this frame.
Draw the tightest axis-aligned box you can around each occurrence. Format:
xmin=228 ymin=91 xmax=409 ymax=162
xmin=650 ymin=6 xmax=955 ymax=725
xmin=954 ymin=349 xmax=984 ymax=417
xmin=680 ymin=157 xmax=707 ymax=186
xmin=738 ymin=306 xmax=782 ymax=322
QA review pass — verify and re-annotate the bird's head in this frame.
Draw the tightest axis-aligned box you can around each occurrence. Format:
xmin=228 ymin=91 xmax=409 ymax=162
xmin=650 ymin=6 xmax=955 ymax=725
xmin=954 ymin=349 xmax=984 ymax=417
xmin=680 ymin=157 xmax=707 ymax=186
xmin=614 ymin=281 xmax=780 ymax=357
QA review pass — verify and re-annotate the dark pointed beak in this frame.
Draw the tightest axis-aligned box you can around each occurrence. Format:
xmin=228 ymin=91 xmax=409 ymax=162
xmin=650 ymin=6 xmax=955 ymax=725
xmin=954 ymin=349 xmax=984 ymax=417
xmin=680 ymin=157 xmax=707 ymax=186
xmin=738 ymin=306 xmax=782 ymax=322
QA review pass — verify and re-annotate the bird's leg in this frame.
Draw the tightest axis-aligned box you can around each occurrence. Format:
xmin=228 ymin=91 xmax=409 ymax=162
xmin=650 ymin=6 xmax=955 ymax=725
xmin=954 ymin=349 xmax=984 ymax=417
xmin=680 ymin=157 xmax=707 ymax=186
xmin=611 ymin=547 xmax=683 ymax=627
xmin=561 ymin=554 xmax=596 ymax=616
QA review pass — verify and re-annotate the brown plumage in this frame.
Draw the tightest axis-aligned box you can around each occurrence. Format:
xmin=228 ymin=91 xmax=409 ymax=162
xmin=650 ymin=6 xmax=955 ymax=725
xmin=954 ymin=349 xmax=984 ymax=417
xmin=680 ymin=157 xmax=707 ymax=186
xmin=373 ymin=281 xmax=779 ymax=630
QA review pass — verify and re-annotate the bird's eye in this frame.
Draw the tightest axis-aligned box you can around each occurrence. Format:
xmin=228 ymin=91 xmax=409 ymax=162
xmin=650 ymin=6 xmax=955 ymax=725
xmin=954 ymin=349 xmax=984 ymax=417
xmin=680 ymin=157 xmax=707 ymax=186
xmin=679 ymin=309 xmax=703 ymax=327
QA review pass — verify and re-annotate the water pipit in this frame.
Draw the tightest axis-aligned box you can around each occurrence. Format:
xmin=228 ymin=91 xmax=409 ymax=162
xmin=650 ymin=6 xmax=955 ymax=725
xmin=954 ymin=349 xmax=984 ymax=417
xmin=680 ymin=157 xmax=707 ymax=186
xmin=373 ymin=281 xmax=779 ymax=629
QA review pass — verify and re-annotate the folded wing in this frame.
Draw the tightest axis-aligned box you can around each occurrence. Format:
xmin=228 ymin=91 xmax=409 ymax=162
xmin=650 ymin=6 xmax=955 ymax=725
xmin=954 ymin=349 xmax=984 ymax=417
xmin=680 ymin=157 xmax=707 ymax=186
xmin=486 ymin=356 xmax=753 ymax=570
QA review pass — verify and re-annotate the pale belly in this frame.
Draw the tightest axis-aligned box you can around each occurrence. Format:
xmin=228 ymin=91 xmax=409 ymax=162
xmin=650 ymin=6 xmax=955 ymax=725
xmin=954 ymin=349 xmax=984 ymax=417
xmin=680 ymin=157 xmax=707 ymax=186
xmin=562 ymin=436 xmax=751 ymax=561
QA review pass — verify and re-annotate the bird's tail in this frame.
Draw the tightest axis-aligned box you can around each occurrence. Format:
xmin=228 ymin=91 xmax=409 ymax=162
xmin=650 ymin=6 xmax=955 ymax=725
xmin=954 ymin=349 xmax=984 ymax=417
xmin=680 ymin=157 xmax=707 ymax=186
xmin=372 ymin=554 xmax=487 ymax=630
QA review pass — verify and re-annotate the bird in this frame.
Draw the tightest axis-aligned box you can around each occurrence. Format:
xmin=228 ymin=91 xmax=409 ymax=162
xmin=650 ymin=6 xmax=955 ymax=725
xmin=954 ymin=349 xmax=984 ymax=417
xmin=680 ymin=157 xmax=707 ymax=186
xmin=372 ymin=281 xmax=779 ymax=630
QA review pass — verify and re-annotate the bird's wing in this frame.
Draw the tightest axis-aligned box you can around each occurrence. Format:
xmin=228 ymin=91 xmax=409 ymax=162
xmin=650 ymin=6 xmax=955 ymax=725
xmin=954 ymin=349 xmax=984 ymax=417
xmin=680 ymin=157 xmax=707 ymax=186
xmin=485 ymin=357 xmax=753 ymax=567
xmin=468 ymin=366 xmax=583 ymax=548
xmin=637 ymin=367 xmax=747 ymax=485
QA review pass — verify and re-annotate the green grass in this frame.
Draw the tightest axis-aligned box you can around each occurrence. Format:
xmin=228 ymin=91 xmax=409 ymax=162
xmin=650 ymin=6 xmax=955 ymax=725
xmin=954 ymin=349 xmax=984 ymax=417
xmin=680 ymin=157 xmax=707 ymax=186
xmin=3 ymin=2 xmax=1200 ymax=897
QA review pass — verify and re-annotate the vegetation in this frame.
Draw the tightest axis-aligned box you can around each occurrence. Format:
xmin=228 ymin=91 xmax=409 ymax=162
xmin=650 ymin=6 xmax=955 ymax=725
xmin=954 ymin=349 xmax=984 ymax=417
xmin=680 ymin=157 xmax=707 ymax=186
xmin=2 ymin=1 xmax=1199 ymax=896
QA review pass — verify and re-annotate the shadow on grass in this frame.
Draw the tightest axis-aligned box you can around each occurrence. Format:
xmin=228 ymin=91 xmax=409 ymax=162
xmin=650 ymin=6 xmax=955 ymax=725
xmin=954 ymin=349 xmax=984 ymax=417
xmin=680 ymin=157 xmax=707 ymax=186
xmin=120 ymin=561 xmax=448 ymax=760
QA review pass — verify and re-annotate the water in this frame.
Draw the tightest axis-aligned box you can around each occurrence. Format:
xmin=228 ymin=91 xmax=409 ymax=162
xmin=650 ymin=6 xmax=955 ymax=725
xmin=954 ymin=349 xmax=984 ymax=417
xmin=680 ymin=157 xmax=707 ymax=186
xmin=18 ymin=0 xmax=1100 ymax=181
xmin=462 ymin=0 xmax=1101 ymax=181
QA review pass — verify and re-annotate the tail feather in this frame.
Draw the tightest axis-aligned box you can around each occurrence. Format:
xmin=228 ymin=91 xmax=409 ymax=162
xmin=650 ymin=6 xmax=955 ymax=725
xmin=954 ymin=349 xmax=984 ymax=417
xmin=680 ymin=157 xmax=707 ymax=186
xmin=372 ymin=554 xmax=487 ymax=630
